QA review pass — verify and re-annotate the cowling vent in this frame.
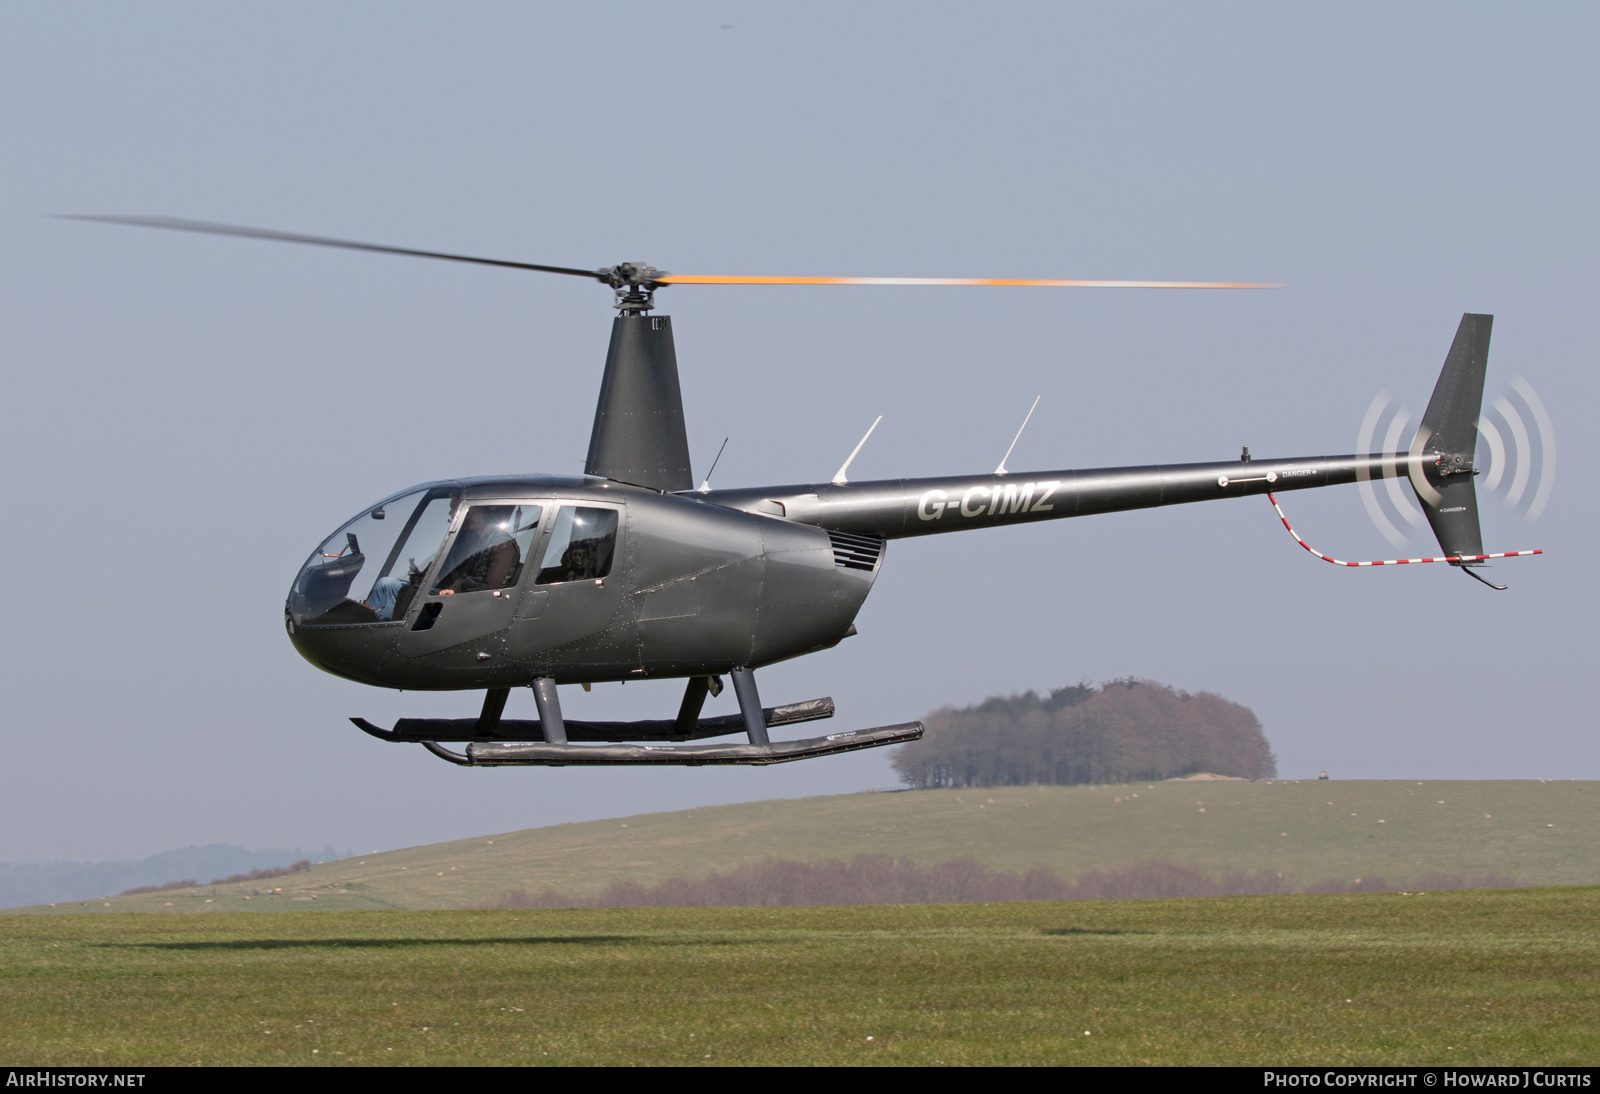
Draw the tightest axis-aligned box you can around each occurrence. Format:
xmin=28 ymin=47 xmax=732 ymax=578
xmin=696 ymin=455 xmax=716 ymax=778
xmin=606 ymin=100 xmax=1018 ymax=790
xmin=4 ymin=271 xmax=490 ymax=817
xmin=827 ymin=530 xmax=884 ymax=572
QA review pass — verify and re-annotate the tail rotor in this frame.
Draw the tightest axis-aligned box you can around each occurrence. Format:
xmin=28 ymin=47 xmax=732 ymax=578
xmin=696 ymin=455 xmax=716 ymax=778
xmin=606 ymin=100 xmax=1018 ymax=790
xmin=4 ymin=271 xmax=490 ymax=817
xmin=1276 ymin=314 xmax=1546 ymax=589
xmin=1357 ymin=325 xmax=1555 ymax=554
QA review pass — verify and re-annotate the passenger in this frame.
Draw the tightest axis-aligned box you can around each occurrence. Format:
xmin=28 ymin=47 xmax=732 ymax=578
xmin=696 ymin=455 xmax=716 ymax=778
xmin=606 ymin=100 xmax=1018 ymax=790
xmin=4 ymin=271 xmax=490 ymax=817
xmin=436 ymin=507 xmax=520 ymax=594
xmin=560 ymin=542 xmax=595 ymax=580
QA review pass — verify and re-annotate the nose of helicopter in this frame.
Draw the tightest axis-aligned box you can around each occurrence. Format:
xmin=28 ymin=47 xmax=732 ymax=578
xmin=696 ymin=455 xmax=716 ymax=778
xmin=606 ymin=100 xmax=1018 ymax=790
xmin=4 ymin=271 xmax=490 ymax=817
xmin=283 ymin=483 xmax=464 ymax=684
xmin=285 ymin=606 xmax=417 ymax=689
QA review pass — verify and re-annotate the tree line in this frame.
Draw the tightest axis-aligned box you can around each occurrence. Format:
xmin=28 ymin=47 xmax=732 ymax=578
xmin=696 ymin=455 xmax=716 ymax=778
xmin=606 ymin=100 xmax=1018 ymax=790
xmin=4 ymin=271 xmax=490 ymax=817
xmin=119 ymin=859 xmax=311 ymax=896
xmin=487 ymin=857 xmax=1513 ymax=910
xmin=889 ymin=678 xmax=1277 ymax=789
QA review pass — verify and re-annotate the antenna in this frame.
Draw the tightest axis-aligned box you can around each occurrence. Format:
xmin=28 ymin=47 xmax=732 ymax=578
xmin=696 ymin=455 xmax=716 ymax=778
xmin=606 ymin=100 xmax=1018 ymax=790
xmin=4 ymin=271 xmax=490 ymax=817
xmin=832 ymin=416 xmax=882 ymax=486
xmin=994 ymin=395 xmax=1041 ymax=476
xmin=698 ymin=437 xmax=730 ymax=494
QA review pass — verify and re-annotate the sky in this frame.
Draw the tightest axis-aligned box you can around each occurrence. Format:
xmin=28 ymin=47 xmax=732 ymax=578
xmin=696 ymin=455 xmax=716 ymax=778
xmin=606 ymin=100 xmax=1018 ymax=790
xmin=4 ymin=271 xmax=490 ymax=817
xmin=1 ymin=3 xmax=1594 ymax=862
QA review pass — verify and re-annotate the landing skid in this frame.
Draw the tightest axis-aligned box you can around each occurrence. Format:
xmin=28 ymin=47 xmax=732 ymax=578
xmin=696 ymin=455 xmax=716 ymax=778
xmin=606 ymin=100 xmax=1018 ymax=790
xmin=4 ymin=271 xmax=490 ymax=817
xmin=420 ymin=723 xmax=924 ymax=767
xmin=351 ymin=670 xmax=921 ymax=767
xmin=352 ymin=697 xmax=836 ymax=744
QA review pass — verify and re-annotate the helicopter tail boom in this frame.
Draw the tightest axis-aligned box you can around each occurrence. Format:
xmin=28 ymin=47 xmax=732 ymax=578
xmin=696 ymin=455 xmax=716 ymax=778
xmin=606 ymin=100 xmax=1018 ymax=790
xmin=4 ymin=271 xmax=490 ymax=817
xmin=702 ymin=314 xmax=1527 ymax=586
xmin=704 ymin=451 xmax=1414 ymax=541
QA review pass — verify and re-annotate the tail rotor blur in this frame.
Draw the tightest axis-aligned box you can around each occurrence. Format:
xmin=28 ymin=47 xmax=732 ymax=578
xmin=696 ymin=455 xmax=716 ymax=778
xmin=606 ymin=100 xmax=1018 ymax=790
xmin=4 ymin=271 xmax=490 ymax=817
xmin=1482 ymin=376 xmax=1556 ymax=521
xmin=1357 ymin=374 xmax=1555 ymax=547
xmin=1355 ymin=392 xmax=1424 ymax=547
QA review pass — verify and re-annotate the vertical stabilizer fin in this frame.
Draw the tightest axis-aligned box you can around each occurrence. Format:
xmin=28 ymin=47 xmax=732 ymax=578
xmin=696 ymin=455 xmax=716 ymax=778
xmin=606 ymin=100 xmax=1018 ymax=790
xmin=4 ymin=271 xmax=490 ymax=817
xmin=1415 ymin=313 xmax=1491 ymax=562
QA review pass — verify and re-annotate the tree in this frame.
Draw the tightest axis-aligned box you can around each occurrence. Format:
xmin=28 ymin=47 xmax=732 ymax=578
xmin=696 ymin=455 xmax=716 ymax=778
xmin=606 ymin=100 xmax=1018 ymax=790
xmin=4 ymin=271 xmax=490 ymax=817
xmin=890 ymin=679 xmax=1276 ymax=788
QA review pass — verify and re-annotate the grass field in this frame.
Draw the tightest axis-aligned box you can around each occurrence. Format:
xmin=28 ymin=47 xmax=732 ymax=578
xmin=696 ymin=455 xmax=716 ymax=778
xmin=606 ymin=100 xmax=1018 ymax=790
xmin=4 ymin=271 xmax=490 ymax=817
xmin=2 ymin=888 xmax=1597 ymax=1065
xmin=12 ymin=779 xmax=1594 ymax=914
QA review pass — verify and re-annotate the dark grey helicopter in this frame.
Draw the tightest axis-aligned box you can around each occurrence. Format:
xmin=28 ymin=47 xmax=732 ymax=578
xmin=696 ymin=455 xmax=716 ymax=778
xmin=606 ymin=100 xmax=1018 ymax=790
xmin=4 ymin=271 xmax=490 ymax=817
xmin=69 ymin=216 xmax=1536 ymax=769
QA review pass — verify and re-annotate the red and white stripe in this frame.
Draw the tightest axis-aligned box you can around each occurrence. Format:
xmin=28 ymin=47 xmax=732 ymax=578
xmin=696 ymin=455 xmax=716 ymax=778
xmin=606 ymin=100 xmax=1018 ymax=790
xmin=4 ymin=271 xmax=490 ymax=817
xmin=1267 ymin=493 xmax=1542 ymax=567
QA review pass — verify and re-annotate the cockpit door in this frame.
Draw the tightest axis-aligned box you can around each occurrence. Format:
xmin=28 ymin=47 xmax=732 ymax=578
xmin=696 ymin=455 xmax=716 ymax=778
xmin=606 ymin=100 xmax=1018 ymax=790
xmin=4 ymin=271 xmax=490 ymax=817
xmin=505 ymin=502 xmax=629 ymax=664
xmin=396 ymin=502 xmax=547 ymax=659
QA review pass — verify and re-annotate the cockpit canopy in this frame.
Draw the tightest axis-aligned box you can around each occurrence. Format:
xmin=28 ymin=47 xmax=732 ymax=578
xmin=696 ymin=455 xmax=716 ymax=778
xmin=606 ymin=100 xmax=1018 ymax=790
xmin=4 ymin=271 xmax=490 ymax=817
xmin=289 ymin=486 xmax=461 ymax=625
xmin=287 ymin=484 xmax=620 ymax=627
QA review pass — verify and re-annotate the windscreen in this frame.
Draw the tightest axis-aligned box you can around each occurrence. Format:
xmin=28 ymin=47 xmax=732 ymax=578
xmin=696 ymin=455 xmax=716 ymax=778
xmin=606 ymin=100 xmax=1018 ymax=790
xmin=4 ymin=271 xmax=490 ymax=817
xmin=290 ymin=487 xmax=458 ymax=625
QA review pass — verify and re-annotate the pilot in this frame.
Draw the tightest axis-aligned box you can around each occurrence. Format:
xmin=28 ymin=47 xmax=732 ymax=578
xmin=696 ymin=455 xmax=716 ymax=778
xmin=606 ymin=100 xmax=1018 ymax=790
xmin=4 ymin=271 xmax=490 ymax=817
xmin=436 ymin=507 xmax=520 ymax=594
xmin=365 ymin=556 xmax=431 ymax=621
xmin=366 ymin=577 xmax=403 ymax=620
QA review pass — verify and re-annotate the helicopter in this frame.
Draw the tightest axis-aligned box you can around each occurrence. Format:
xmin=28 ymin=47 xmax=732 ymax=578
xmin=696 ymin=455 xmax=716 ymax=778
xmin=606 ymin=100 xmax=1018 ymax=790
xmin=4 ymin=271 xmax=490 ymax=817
xmin=69 ymin=216 xmax=1541 ymax=768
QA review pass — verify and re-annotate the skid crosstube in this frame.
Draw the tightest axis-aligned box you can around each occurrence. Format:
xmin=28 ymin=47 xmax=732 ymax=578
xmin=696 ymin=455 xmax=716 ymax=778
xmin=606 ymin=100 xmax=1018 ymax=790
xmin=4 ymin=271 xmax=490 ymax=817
xmin=351 ymin=697 xmax=834 ymax=744
xmin=421 ymin=721 xmax=924 ymax=767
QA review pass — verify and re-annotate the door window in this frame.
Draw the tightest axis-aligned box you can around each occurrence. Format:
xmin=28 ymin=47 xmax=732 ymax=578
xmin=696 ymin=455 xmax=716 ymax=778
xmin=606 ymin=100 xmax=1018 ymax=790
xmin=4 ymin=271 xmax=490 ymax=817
xmin=431 ymin=504 xmax=544 ymax=595
xmin=536 ymin=507 xmax=618 ymax=584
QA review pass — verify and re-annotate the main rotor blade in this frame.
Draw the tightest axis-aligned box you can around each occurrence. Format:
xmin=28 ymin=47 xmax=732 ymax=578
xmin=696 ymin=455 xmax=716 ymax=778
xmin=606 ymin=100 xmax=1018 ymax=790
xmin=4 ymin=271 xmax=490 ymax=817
xmin=59 ymin=215 xmax=602 ymax=280
xmin=655 ymin=274 xmax=1280 ymax=288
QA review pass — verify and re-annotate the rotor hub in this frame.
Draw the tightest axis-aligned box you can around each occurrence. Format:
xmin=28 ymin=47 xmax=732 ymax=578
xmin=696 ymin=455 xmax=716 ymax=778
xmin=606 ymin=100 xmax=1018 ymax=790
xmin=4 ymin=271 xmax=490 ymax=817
xmin=599 ymin=262 xmax=667 ymax=314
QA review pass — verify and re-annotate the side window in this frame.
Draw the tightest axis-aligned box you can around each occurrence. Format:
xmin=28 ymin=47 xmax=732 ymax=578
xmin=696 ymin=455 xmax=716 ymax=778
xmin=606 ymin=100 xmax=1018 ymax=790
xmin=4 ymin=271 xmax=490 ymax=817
xmin=430 ymin=504 xmax=544 ymax=595
xmin=536 ymin=507 xmax=618 ymax=585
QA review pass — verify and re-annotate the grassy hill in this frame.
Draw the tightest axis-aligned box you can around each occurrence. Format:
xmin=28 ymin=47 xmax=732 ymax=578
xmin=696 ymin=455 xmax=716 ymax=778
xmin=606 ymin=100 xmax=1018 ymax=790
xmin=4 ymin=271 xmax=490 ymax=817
xmin=10 ymin=778 xmax=1596 ymax=915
